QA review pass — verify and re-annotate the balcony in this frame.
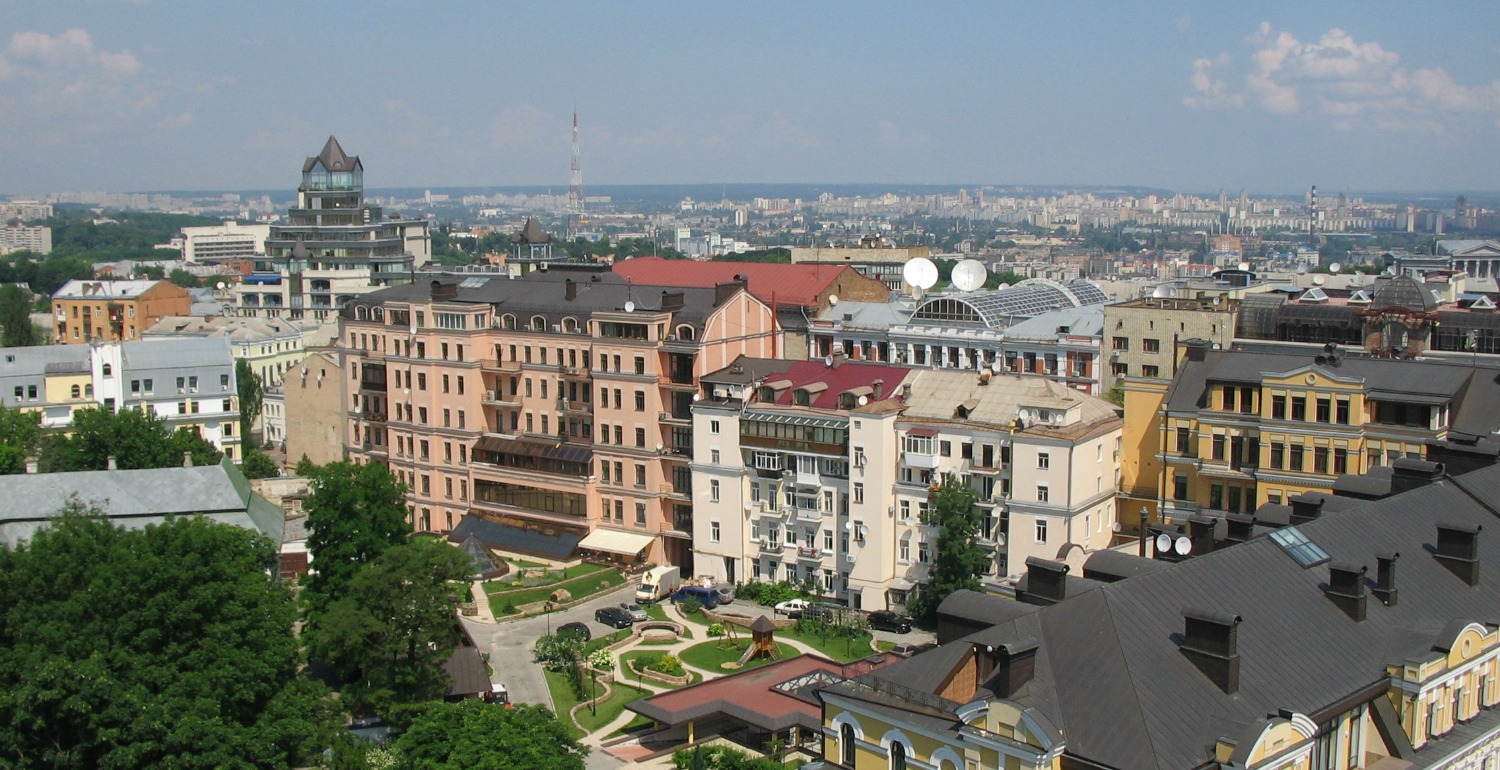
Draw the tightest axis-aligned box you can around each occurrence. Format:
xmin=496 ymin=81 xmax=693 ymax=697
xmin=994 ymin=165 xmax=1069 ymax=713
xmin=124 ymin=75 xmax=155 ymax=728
xmin=903 ymin=451 xmax=939 ymax=470
xmin=480 ymin=359 xmax=522 ymax=373
xmin=796 ymin=507 xmax=825 ymax=523
xmin=561 ymin=398 xmax=593 ymax=414
xmin=659 ymin=410 xmax=691 ymax=425
xmin=758 ymin=539 xmax=782 ymax=554
xmin=483 ymin=389 xmax=520 ymax=407
xmin=796 ymin=545 xmax=822 ymax=561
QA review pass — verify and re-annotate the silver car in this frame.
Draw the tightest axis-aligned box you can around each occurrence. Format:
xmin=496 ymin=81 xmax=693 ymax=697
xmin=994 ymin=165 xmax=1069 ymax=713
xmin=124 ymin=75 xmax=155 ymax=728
xmin=619 ymin=602 xmax=649 ymax=622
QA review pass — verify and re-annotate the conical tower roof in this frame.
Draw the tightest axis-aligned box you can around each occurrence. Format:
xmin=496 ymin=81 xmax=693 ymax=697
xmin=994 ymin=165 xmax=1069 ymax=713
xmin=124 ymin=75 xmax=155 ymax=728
xmin=303 ymin=135 xmax=361 ymax=173
xmin=517 ymin=217 xmax=552 ymax=245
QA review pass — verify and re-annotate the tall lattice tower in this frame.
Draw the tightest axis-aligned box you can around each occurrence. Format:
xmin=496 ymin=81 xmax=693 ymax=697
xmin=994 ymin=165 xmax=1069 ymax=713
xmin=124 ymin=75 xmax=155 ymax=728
xmin=567 ymin=110 xmax=583 ymax=239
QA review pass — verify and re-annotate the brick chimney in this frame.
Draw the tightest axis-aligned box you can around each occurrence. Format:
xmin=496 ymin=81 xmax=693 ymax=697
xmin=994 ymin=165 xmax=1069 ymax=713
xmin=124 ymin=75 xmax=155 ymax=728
xmin=1373 ymin=552 xmax=1399 ymax=607
xmin=1390 ymin=458 xmax=1445 ymax=496
xmin=1023 ymin=557 xmax=1070 ymax=606
xmin=1180 ymin=608 xmax=1241 ymax=694
xmin=1324 ymin=563 xmax=1368 ymax=622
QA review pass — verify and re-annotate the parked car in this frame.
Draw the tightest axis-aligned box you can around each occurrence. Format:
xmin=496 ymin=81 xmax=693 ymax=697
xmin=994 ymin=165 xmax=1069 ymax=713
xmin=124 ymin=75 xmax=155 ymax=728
xmin=774 ymin=599 xmax=814 ymax=617
xmin=619 ymin=602 xmax=649 ymax=622
xmin=867 ymin=610 xmax=913 ymax=633
xmin=595 ymin=606 xmax=635 ymax=629
xmin=671 ymin=584 xmax=721 ymax=609
xmin=890 ymin=641 xmax=937 ymax=658
xmin=557 ymin=622 xmax=591 ymax=641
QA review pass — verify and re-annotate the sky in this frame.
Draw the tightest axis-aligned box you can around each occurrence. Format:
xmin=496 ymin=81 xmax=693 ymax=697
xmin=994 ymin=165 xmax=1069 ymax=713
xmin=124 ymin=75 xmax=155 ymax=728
xmin=2 ymin=2 xmax=1499 ymax=196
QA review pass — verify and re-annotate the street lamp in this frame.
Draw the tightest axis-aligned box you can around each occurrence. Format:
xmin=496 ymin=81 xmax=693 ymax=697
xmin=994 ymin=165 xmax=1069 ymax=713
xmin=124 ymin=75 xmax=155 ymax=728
xmin=545 ymin=600 xmax=555 ymax=636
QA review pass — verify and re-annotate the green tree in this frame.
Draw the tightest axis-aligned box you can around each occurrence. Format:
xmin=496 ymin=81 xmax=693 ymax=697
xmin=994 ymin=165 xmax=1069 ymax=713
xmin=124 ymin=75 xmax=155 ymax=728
xmin=909 ymin=475 xmax=986 ymax=625
xmin=38 ymin=406 xmax=221 ymax=472
xmin=0 ymin=405 xmax=42 ymax=474
xmin=237 ymin=359 xmax=264 ymax=442
xmin=392 ymin=700 xmax=587 ymax=770
xmin=303 ymin=461 xmax=410 ymax=613
xmin=307 ymin=539 xmax=468 ymax=714
xmin=670 ymin=745 xmax=783 ymax=770
xmin=168 ymin=267 xmax=203 ymax=288
xmin=0 ymin=505 xmax=340 ymax=768
xmin=0 ymin=284 xmax=39 ymax=347
xmin=294 ymin=454 xmax=318 ymax=477
xmin=241 ymin=447 xmax=281 ymax=479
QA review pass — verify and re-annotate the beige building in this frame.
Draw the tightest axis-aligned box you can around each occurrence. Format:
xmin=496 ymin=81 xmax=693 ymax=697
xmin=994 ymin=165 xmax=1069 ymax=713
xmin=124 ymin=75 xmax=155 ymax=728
xmin=282 ymin=350 xmax=345 ymax=467
xmin=52 ymin=280 xmax=192 ymax=344
xmin=180 ymin=221 xmax=270 ymax=263
xmin=333 ymin=270 xmax=777 ymax=567
xmin=1101 ymin=294 xmax=1239 ymax=393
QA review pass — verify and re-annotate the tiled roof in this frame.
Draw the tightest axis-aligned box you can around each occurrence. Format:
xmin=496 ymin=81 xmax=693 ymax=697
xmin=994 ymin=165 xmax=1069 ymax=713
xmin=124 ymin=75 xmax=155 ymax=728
xmin=744 ymin=358 xmax=913 ymax=411
xmin=612 ymin=257 xmax=857 ymax=307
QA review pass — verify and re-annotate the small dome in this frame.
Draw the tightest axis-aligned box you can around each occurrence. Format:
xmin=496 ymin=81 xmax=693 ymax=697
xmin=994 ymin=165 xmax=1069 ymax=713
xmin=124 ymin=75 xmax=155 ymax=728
xmin=1372 ymin=275 xmax=1436 ymax=313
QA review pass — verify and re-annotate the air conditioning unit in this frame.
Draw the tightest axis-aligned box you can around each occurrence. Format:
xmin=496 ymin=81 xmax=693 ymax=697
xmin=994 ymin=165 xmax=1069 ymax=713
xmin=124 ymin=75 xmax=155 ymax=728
xmin=712 ymin=387 xmax=729 ymax=399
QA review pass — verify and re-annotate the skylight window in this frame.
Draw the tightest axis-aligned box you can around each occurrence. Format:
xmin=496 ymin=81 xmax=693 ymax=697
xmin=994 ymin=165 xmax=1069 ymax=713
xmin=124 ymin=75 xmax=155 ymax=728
xmin=1269 ymin=526 xmax=1331 ymax=569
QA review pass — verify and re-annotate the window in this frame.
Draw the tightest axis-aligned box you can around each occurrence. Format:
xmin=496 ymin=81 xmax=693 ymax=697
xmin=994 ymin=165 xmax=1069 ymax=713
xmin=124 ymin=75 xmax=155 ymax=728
xmin=635 ymin=503 xmax=646 ymax=525
xmin=635 ymin=464 xmax=646 ymax=487
xmin=899 ymin=539 xmax=910 ymax=563
xmin=918 ymin=541 xmax=929 ymax=563
xmin=1143 ymin=365 xmax=1160 ymax=377
xmin=1036 ymin=485 xmax=1049 ymax=503
xmin=101 ymin=363 xmax=112 ymax=377
xmin=634 ymin=356 xmax=645 ymax=375
xmin=710 ymin=520 xmax=721 ymax=542
xmin=710 ymin=449 xmax=721 ymax=464
xmin=1173 ymin=473 xmax=1188 ymax=500
xmin=1316 ymin=397 xmax=1331 ymax=423
xmin=1222 ymin=386 xmax=1236 ymax=411
xmin=899 ymin=500 xmax=911 ymax=522
xmin=902 ymin=434 xmax=934 ymax=455
xmin=1272 ymin=394 xmax=1286 ymax=419
xmin=1142 ymin=338 xmax=1160 ymax=353
xmin=1270 ymin=443 xmax=1285 ymax=469
xmin=635 ymin=391 xmax=645 ymax=411
xmin=1037 ymin=452 xmax=1050 ymax=469
xmin=710 ymin=419 xmax=720 ymax=434
xmin=1291 ymin=396 xmax=1307 ymax=421
xmin=1314 ymin=447 xmax=1329 ymax=474
xmin=1334 ymin=448 xmax=1349 ymax=474
xmin=1336 ymin=398 xmax=1351 ymax=425
xmin=1112 ymin=337 xmax=1129 ymax=351
xmin=635 ymin=427 xmax=646 ymax=447
xmin=853 ymin=483 xmax=864 ymax=504
xmin=939 ymin=440 xmax=951 ymax=457
xmin=1290 ymin=444 xmax=1305 ymax=471
xmin=1176 ymin=427 xmax=1191 ymax=454
xmin=1211 ymin=434 xmax=1225 ymax=460
xmin=890 ymin=741 xmax=906 ymax=770
xmin=1035 ymin=519 xmax=1049 ymax=543
xmin=710 ymin=480 xmax=720 ymax=502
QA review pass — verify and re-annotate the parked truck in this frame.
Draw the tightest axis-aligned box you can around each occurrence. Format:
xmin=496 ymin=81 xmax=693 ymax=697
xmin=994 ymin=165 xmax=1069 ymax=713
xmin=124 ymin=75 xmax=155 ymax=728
xmin=636 ymin=565 xmax=681 ymax=604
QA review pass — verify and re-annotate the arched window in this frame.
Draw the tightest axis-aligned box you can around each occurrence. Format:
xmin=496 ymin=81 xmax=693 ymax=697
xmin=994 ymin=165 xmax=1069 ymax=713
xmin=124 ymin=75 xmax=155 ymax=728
xmin=501 ymin=314 xmax=517 ymax=330
xmin=676 ymin=324 xmax=695 ymax=341
xmin=84 ymin=384 xmax=93 ymax=398
xmin=562 ymin=317 xmax=580 ymax=333
xmin=889 ymin=740 xmax=906 ymax=770
xmin=354 ymin=306 xmax=369 ymax=321
xmin=70 ymin=384 xmax=80 ymax=399
xmin=841 ymin=724 xmax=857 ymax=766
xmin=531 ymin=315 xmax=547 ymax=331
xmin=373 ymin=307 xmax=385 ymax=322
xmin=101 ymin=363 xmax=112 ymax=377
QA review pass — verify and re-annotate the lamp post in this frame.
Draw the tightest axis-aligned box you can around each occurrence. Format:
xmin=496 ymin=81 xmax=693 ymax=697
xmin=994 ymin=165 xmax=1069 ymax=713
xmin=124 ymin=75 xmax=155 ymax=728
xmin=545 ymin=600 xmax=555 ymax=636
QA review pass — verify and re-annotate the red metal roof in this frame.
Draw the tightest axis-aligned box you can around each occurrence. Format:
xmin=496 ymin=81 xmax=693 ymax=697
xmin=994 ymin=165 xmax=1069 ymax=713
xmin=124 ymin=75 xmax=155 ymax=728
xmin=761 ymin=359 xmax=913 ymax=410
xmin=611 ymin=257 xmax=854 ymax=307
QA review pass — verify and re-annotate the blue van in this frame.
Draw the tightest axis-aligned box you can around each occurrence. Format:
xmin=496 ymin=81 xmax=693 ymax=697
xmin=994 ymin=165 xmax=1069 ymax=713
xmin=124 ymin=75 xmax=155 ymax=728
xmin=671 ymin=584 xmax=729 ymax=608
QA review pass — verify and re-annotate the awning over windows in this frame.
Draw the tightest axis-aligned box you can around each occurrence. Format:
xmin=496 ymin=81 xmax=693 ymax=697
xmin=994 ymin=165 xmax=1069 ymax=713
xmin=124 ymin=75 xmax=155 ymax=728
xmin=887 ymin=577 xmax=916 ymax=591
xmin=473 ymin=434 xmax=594 ymax=465
xmin=743 ymin=410 xmax=846 ymax=429
xmin=577 ymin=527 xmax=655 ymax=557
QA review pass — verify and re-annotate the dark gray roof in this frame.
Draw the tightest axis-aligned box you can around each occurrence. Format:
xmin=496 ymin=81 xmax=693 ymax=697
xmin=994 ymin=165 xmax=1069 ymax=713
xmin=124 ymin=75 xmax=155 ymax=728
xmin=842 ymin=463 xmax=1500 ymax=770
xmin=448 ymin=515 xmax=581 ymax=560
xmin=1373 ymin=275 xmax=1438 ymax=313
xmin=1081 ymin=549 xmax=1173 ymax=582
xmin=344 ymin=271 xmax=739 ymax=335
xmin=303 ymin=135 xmax=360 ymax=173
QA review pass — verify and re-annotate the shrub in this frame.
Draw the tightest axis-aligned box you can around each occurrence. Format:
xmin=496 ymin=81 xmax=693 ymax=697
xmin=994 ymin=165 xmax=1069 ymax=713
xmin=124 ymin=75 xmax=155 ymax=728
xmin=588 ymin=649 xmax=614 ymax=671
xmin=707 ymin=622 xmax=725 ymax=638
xmin=650 ymin=654 xmax=684 ymax=676
xmin=679 ymin=598 xmax=702 ymax=615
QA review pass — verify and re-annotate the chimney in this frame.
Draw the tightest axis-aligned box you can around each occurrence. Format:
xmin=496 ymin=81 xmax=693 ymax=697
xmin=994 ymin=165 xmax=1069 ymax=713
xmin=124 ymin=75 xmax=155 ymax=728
xmin=1188 ymin=515 xmax=1217 ymax=556
xmin=1139 ymin=509 xmax=1150 ymax=557
xmin=872 ymin=379 xmax=884 ymax=400
xmin=1289 ymin=492 xmax=1325 ymax=526
xmin=26 ymin=458 xmax=39 ymax=474
xmin=1182 ymin=338 xmax=1212 ymax=362
xmin=1373 ymin=552 xmax=1399 ymax=607
xmin=1224 ymin=513 xmax=1256 ymax=545
xmin=1180 ymin=608 xmax=1242 ymax=694
xmin=107 ymin=455 xmax=117 ymax=471
xmin=660 ymin=290 xmax=685 ymax=311
xmin=565 ymin=278 xmax=577 ymax=301
xmin=1390 ymin=458 xmax=1445 ymax=496
xmin=429 ymin=280 xmax=458 ymax=302
xmin=1426 ymin=437 xmax=1500 ymax=477
xmin=1434 ymin=522 xmax=1482 ymax=586
xmin=1324 ymin=562 xmax=1369 ymax=622
xmin=714 ymin=280 xmax=744 ymax=306
xmin=1023 ymin=557 xmax=1069 ymax=606
xmin=829 ymin=350 xmax=845 ymax=369
xmin=991 ymin=639 xmax=1039 ymax=697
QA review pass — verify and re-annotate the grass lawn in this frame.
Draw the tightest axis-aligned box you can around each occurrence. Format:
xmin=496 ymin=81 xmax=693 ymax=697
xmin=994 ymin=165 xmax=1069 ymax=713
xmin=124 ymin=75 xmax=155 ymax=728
xmin=678 ymin=639 xmax=799 ymax=673
xmin=777 ymin=625 xmax=874 ymax=663
xmin=875 ymin=640 xmax=896 ymax=652
xmin=619 ymin=651 xmax=701 ymax=689
xmin=544 ymin=669 xmax=652 ymax=738
xmin=485 ymin=568 xmax=624 ymax=608
xmin=646 ymin=603 xmax=670 ymax=622
xmin=508 ymin=558 xmax=548 ymax=569
xmin=584 ymin=629 xmax=632 ymax=655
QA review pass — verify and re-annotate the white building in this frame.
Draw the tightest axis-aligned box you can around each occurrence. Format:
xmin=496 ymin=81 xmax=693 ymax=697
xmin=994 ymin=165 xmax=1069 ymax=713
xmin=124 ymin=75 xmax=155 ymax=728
xmin=1 ymin=225 xmax=52 ymax=255
xmin=690 ymin=356 xmax=1122 ymax=612
xmin=181 ymin=221 xmax=270 ymax=263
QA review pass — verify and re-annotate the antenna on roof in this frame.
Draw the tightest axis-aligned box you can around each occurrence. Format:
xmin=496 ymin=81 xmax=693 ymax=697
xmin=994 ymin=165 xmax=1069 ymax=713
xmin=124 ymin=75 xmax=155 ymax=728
xmin=952 ymin=259 xmax=987 ymax=291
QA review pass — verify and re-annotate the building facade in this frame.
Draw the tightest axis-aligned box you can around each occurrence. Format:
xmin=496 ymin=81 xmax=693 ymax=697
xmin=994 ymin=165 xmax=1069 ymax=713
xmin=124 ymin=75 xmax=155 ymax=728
xmin=691 ymin=359 xmax=1122 ymax=611
xmin=144 ymin=315 xmax=309 ymax=386
xmin=234 ymin=137 xmax=431 ymax=321
xmin=1101 ymin=294 xmax=1239 ymax=393
xmin=335 ymin=271 xmax=777 ymax=567
xmin=180 ymin=221 xmax=270 ymax=263
xmin=281 ymin=350 xmax=345 ymax=467
xmin=51 ymin=279 xmax=192 ymax=344
xmin=1 ymin=224 xmax=51 ymax=256
xmin=1119 ymin=340 xmax=1500 ymax=525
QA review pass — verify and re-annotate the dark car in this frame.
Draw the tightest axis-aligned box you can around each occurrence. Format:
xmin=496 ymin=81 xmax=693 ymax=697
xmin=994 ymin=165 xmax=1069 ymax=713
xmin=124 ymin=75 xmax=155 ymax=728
xmin=867 ymin=610 xmax=913 ymax=633
xmin=595 ymin=606 xmax=635 ymax=629
xmin=556 ymin=622 xmax=591 ymax=641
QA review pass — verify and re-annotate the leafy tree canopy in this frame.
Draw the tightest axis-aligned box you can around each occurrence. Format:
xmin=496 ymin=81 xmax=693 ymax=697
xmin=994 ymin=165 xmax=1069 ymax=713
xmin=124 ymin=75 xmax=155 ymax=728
xmin=909 ymin=474 xmax=985 ymax=625
xmin=0 ymin=505 xmax=339 ymax=768
xmin=37 ymin=406 xmax=221 ymax=473
xmin=0 ymin=284 xmax=39 ymax=347
xmin=391 ymin=700 xmax=586 ymax=770
xmin=303 ymin=461 xmax=410 ymax=613
xmin=237 ymin=359 xmax=263 ymax=440
xmin=307 ymin=539 xmax=469 ymax=715
xmin=240 ymin=447 xmax=281 ymax=479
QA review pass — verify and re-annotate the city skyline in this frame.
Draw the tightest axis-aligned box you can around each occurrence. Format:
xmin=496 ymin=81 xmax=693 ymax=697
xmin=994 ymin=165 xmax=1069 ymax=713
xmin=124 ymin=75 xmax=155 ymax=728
xmin=2 ymin=2 xmax=1499 ymax=195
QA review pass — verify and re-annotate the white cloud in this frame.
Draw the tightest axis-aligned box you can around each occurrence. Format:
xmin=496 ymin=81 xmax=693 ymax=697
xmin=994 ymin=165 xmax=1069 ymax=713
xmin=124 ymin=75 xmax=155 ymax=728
xmin=1184 ymin=23 xmax=1500 ymax=130
xmin=7 ymin=28 xmax=140 ymax=77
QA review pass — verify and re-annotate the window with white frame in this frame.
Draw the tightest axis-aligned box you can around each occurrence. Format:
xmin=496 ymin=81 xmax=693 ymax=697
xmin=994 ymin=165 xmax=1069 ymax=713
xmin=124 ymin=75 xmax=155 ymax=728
xmin=823 ymin=529 xmax=834 ymax=551
xmin=1037 ymin=484 xmax=1050 ymax=503
xmin=853 ymin=483 xmax=864 ymax=504
xmin=710 ymin=480 xmax=720 ymax=502
xmin=1038 ymin=451 xmax=1051 ymax=469
xmin=899 ymin=538 xmax=911 ymax=563
xmin=899 ymin=500 xmax=911 ymax=521
xmin=710 ymin=520 xmax=721 ymax=542
xmin=711 ymin=449 xmax=721 ymax=464
xmin=1035 ymin=519 xmax=1049 ymax=543
xmin=903 ymin=434 xmax=934 ymax=455
xmin=918 ymin=541 xmax=929 ymax=563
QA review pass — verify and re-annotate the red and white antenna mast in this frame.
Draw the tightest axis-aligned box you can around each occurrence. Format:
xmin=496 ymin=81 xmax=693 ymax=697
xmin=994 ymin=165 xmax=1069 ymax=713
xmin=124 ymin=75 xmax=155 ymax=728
xmin=568 ymin=109 xmax=583 ymax=239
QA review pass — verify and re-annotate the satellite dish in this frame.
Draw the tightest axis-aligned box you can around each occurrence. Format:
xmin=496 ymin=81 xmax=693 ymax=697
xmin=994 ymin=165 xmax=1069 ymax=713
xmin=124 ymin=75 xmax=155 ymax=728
xmin=991 ymin=361 xmax=1003 ymax=374
xmin=1329 ymin=262 xmax=1342 ymax=274
xmin=1297 ymin=264 xmax=1309 ymax=275
xmin=215 ymin=281 xmax=227 ymax=290
xmin=624 ymin=301 xmax=636 ymax=313
xmin=856 ymin=524 xmax=868 ymax=538
xmin=827 ymin=294 xmax=839 ymax=306
xmin=952 ymin=259 xmax=988 ymax=291
xmin=824 ymin=355 xmax=834 ymax=368
xmin=692 ymin=392 xmax=701 ymax=401
xmin=844 ymin=521 xmax=853 ymax=532
xmin=1174 ymin=537 xmax=1193 ymax=556
xmin=856 ymin=395 xmax=869 ymax=406
xmin=1312 ymin=275 xmax=1326 ymax=286
xmin=656 ymin=442 xmax=664 ymax=451
xmin=1151 ymin=285 xmax=1173 ymax=299
xmin=1154 ymin=533 xmax=1173 ymax=553
xmin=1237 ymin=262 xmax=1251 ymax=272
xmin=1112 ymin=522 xmax=1122 ymax=533
xmin=902 ymin=257 xmax=939 ymax=291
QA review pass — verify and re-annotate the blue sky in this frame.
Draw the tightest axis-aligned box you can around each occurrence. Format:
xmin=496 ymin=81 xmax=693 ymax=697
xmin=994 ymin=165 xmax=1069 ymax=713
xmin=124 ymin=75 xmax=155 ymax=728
xmin=2 ymin=2 xmax=1498 ymax=195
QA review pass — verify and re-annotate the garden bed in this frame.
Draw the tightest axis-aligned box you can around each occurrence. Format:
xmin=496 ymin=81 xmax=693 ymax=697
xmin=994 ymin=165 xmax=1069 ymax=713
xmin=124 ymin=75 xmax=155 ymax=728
xmin=619 ymin=651 xmax=696 ymax=688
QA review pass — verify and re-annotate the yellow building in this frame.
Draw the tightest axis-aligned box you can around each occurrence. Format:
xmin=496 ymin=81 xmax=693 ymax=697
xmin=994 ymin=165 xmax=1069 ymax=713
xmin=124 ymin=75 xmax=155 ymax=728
xmin=1120 ymin=340 xmax=1500 ymax=524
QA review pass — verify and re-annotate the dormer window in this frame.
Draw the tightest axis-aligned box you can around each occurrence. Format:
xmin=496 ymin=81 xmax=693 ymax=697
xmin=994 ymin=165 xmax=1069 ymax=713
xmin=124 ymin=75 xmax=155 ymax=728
xmin=839 ymin=393 xmax=856 ymax=409
xmin=794 ymin=389 xmax=811 ymax=406
xmin=758 ymin=386 xmax=776 ymax=401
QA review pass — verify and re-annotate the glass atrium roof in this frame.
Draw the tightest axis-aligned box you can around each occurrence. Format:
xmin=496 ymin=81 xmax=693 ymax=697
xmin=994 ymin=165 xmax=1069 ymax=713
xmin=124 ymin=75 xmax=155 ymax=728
xmin=1269 ymin=525 xmax=1330 ymax=569
xmin=911 ymin=279 xmax=1109 ymax=328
